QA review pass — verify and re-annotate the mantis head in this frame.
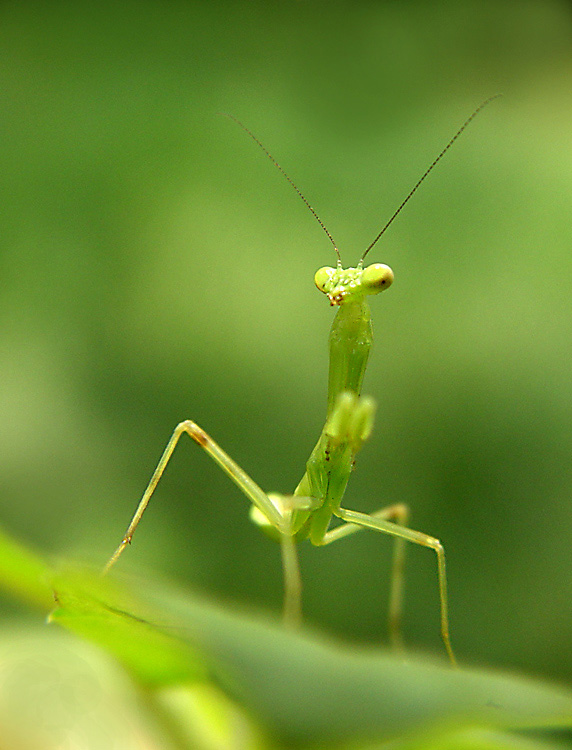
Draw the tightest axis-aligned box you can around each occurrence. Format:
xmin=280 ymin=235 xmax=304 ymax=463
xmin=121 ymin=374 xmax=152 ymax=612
xmin=314 ymin=263 xmax=394 ymax=306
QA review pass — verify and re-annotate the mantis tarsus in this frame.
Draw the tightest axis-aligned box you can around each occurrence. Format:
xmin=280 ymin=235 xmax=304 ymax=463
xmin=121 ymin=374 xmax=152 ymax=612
xmin=105 ymin=97 xmax=499 ymax=665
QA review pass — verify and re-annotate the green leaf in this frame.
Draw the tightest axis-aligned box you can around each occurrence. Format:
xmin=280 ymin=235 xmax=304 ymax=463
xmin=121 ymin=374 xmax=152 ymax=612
xmin=0 ymin=527 xmax=54 ymax=610
xmin=50 ymin=571 xmax=208 ymax=688
xmin=52 ymin=568 xmax=572 ymax=749
xmin=0 ymin=528 xmax=571 ymax=749
xmin=145 ymin=585 xmax=572 ymax=748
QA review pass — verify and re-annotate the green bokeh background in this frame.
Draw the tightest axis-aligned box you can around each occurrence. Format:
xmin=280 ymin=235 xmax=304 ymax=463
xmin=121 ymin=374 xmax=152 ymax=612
xmin=1 ymin=0 xmax=571 ymax=684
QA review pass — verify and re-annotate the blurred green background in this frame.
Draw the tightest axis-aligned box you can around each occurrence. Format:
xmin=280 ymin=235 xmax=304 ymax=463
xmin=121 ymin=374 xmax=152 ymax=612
xmin=1 ymin=0 xmax=571 ymax=685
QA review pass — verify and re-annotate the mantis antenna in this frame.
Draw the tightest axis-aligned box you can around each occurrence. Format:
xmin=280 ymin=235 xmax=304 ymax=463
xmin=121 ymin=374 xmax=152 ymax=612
xmin=224 ymin=96 xmax=501 ymax=266
xmin=222 ymin=112 xmax=342 ymax=264
xmin=360 ymin=95 xmax=502 ymax=262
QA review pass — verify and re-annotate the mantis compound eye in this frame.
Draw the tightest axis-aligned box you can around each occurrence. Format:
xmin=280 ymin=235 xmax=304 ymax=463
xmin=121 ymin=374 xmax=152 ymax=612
xmin=361 ymin=263 xmax=394 ymax=294
xmin=314 ymin=266 xmax=336 ymax=292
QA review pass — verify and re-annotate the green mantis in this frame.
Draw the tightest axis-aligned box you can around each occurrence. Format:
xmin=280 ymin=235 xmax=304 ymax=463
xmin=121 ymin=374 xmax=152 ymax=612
xmin=105 ymin=98 xmax=498 ymax=665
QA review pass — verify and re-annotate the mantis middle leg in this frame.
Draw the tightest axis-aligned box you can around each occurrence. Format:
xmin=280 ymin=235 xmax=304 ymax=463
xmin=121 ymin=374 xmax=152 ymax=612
xmin=321 ymin=503 xmax=409 ymax=652
xmin=325 ymin=505 xmax=456 ymax=666
xmin=103 ymin=420 xmax=303 ymax=625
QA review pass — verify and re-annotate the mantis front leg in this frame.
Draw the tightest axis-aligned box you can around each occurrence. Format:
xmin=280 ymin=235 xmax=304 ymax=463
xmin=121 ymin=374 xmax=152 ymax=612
xmin=103 ymin=420 xmax=303 ymax=626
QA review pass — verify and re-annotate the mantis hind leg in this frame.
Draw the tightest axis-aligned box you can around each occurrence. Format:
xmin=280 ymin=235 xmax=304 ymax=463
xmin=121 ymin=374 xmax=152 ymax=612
xmin=326 ymin=506 xmax=455 ymax=666
xmin=280 ymin=532 xmax=302 ymax=627
xmin=103 ymin=420 xmax=303 ymax=628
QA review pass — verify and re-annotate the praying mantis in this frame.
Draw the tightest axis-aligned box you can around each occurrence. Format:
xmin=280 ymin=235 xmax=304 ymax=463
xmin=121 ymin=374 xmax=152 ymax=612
xmin=105 ymin=97 xmax=499 ymax=665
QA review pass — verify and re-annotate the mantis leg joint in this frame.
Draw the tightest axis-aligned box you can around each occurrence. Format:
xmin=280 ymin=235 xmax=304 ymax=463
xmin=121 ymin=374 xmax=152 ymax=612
xmin=179 ymin=420 xmax=208 ymax=447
